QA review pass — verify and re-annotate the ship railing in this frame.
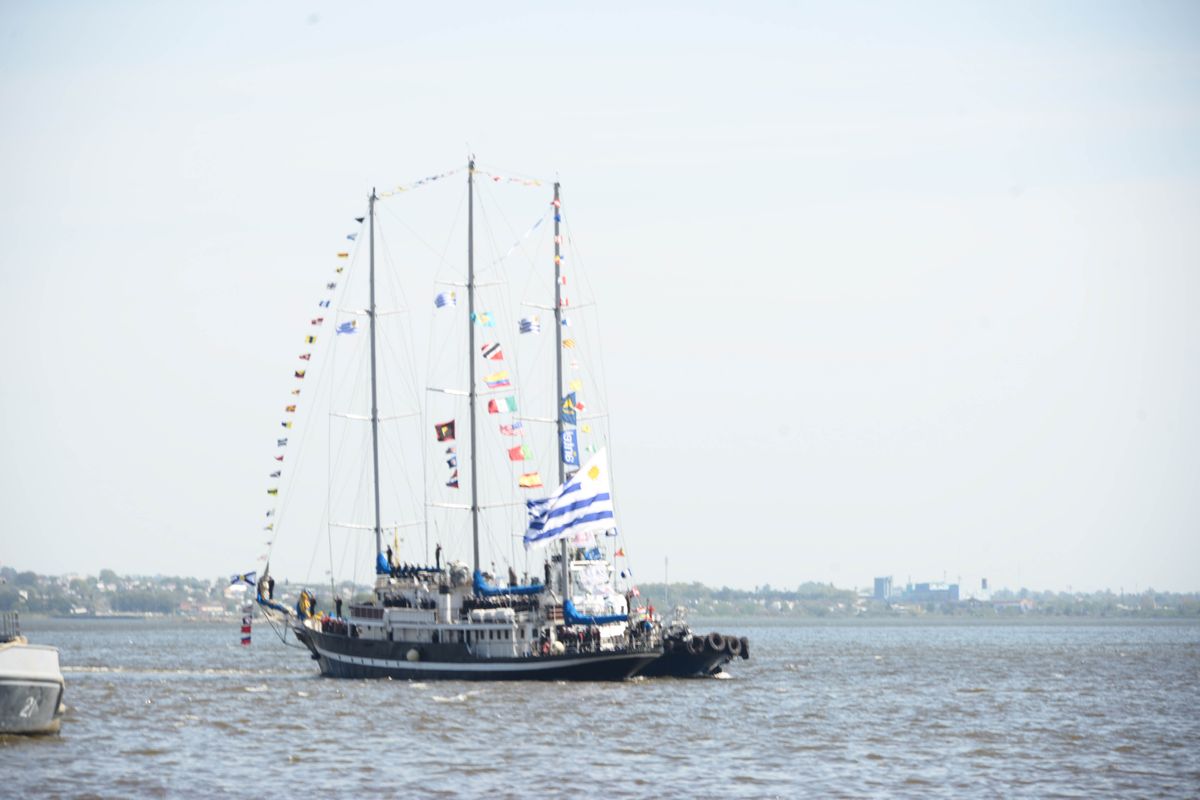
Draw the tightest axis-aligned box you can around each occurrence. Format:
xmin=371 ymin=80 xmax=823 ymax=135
xmin=0 ymin=611 xmax=19 ymax=643
xmin=349 ymin=604 xmax=385 ymax=620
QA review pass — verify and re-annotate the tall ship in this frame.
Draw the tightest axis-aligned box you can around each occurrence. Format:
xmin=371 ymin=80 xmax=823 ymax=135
xmin=254 ymin=161 xmax=660 ymax=680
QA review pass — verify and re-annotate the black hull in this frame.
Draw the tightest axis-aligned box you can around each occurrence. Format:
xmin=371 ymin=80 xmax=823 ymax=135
xmin=295 ymin=626 xmax=657 ymax=681
xmin=636 ymin=649 xmax=732 ymax=678
xmin=637 ymin=630 xmax=750 ymax=678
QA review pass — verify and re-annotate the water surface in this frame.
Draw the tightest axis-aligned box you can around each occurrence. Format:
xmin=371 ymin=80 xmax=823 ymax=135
xmin=4 ymin=618 xmax=1198 ymax=797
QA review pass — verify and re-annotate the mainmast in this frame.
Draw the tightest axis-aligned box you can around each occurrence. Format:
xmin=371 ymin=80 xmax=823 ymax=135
xmin=467 ymin=160 xmax=481 ymax=575
xmin=553 ymin=181 xmax=569 ymax=596
xmin=368 ymin=188 xmax=383 ymax=564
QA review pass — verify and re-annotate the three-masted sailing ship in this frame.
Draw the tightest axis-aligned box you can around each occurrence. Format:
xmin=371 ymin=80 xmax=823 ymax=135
xmin=257 ymin=162 xmax=661 ymax=680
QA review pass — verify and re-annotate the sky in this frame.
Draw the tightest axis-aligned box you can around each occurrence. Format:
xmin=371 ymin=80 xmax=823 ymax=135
xmin=1 ymin=1 xmax=1198 ymax=592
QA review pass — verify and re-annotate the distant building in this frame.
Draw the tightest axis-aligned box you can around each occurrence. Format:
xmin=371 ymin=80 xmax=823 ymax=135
xmin=903 ymin=582 xmax=960 ymax=604
xmin=873 ymin=576 xmax=893 ymax=601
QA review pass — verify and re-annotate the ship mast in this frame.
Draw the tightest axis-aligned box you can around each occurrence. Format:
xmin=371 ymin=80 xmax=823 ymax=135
xmin=553 ymin=181 xmax=569 ymax=597
xmin=368 ymin=188 xmax=383 ymax=564
xmin=467 ymin=160 xmax=481 ymax=575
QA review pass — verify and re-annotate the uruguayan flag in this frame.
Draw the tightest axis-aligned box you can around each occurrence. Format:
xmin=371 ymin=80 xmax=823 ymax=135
xmin=518 ymin=316 xmax=541 ymax=334
xmin=524 ymin=448 xmax=615 ymax=549
xmin=435 ymin=291 xmax=456 ymax=309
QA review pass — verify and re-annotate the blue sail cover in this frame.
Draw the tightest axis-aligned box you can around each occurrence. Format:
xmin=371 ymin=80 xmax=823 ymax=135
xmin=473 ymin=570 xmax=544 ymax=597
xmin=564 ymin=598 xmax=627 ymax=626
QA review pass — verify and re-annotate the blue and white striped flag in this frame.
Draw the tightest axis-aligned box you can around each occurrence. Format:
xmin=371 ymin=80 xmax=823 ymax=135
xmin=524 ymin=448 xmax=615 ymax=549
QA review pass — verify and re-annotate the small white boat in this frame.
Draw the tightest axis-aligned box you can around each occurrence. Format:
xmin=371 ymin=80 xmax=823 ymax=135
xmin=0 ymin=613 xmax=65 ymax=734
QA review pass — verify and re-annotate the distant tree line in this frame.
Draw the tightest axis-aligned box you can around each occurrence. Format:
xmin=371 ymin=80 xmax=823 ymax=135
xmin=3 ymin=566 xmax=1197 ymax=618
xmin=0 ymin=566 xmax=231 ymax=615
xmin=637 ymin=581 xmax=860 ymax=617
xmin=634 ymin=581 xmax=1200 ymax=618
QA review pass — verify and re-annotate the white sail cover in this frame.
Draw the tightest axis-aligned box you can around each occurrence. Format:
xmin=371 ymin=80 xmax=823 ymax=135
xmin=524 ymin=448 xmax=615 ymax=549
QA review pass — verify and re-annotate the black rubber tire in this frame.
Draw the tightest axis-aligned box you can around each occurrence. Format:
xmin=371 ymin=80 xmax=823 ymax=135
xmin=739 ymin=636 xmax=750 ymax=660
xmin=706 ymin=632 xmax=725 ymax=652
xmin=687 ymin=636 xmax=706 ymax=655
xmin=725 ymin=636 xmax=742 ymax=657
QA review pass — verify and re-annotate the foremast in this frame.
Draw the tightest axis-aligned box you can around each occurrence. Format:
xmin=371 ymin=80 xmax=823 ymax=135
xmin=553 ymin=182 xmax=570 ymax=596
xmin=368 ymin=188 xmax=384 ymax=564
xmin=467 ymin=160 xmax=481 ymax=576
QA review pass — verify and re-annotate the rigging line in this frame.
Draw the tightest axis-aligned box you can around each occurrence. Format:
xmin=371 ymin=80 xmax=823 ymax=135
xmin=436 ymin=278 xmax=505 ymax=288
xmin=338 ymin=308 xmax=407 ymax=317
xmin=437 ymin=188 xmax=468 ymax=281
xmin=476 ymin=192 xmax=528 ymax=466
xmin=376 ymin=201 xmax=461 ymax=275
xmin=331 ymin=519 xmax=425 ymax=530
xmin=336 ymin=526 xmax=353 ymax=594
xmin=561 ymin=215 xmax=628 ymax=539
xmin=376 ymin=165 xmax=463 ymax=197
xmin=329 ymin=425 xmax=373 ymax=584
xmin=560 ymin=214 xmax=606 ymax=358
xmin=328 ymin=527 xmax=337 ymax=600
xmin=271 ymin=245 xmax=355 ymax=564
xmin=322 ymin=323 xmax=371 ymax=583
xmin=378 ymin=425 xmax=422 ymax=543
xmin=470 ymin=184 xmax=537 ymax=569
xmin=321 ymin=260 xmax=376 ymax=592
xmin=377 ymin=327 xmax=425 ymax=514
xmin=377 ymin=303 xmax=422 ymax=412
xmin=321 ymin=377 xmax=372 ymax=587
xmin=428 ymin=500 xmax=524 ymax=510
xmin=264 ymin=209 xmax=366 ymax=563
xmin=504 ymin=191 xmax=551 ymax=295
xmin=423 ymin=183 xmax=470 ymax=560
xmin=324 ymin=278 xmax=337 ymax=585
xmin=326 ymin=345 xmax=369 ymax=516
xmin=259 ymin=608 xmax=306 ymax=649
xmin=330 ymin=411 xmax=420 ymax=421
xmin=487 ymin=210 xmax=550 ymax=270
xmin=472 ymin=162 xmax=550 ymax=185
xmin=477 ymin=184 xmax=546 ymax=299
xmin=374 ymin=221 xmax=424 ymax=429
xmin=473 ymin=182 xmax=520 ymax=279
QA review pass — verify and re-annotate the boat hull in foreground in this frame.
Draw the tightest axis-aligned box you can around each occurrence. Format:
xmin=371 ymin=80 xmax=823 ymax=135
xmin=0 ymin=642 xmax=65 ymax=735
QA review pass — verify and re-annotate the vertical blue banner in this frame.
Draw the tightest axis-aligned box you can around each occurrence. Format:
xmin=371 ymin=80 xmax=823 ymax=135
xmin=561 ymin=428 xmax=580 ymax=467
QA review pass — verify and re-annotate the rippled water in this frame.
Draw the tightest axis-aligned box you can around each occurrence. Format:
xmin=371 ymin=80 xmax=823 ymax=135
xmin=3 ymin=618 xmax=1198 ymax=797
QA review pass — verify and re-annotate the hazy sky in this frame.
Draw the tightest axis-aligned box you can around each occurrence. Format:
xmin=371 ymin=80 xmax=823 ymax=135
xmin=2 ymin=1 xmax=1198 ymax=592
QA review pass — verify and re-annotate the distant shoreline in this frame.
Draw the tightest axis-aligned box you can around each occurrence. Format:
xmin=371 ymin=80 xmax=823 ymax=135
xmin=4 ymin=567 xmax=1197 ymax=620
xmin=15 ymin=613 xmax=1200 ymax=632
